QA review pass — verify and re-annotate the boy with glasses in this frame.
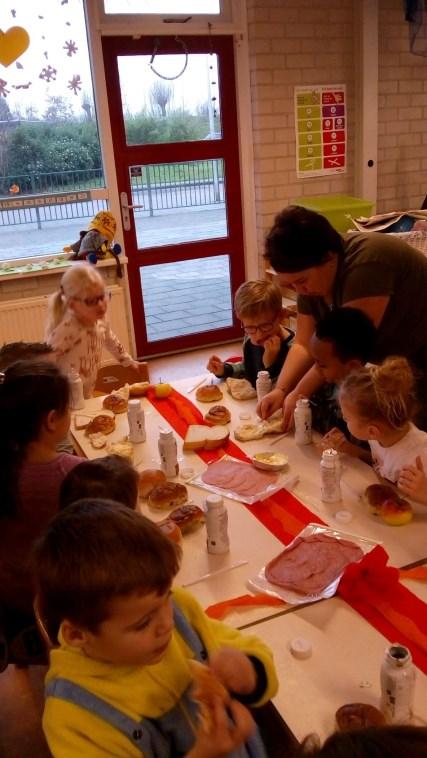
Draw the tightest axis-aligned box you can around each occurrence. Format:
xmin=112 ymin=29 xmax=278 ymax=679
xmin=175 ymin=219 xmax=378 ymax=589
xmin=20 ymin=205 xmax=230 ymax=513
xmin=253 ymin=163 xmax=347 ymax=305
xmin=207 ymin=280 xmax=293 ymax=387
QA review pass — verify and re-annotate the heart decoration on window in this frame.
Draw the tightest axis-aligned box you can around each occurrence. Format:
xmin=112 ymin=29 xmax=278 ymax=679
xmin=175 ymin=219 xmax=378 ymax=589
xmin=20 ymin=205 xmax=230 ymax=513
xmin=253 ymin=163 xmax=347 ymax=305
xmin=0 ymin=26 xmax=30 ymax=68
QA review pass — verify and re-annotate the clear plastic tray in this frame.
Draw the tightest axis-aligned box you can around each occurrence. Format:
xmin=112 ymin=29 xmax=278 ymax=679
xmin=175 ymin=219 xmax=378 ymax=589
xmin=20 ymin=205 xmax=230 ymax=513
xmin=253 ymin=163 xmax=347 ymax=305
xmin=189 ymin=455 xmax=286 ymax=505
xmin=247 ymin=523 xmax=379 ymax=605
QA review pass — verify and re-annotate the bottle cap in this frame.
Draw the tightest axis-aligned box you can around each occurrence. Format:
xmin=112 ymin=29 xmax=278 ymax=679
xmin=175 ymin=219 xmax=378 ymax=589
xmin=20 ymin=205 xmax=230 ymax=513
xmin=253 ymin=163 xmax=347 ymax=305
xmin=334 ymin=510 xmax=353 ymax=524
xmin=290 ymin=637 xmax=312 ymax=659
xmin=257 ymin=370 xmax=269 ymax=378
xmin=205 ymin=494 xmax=224 ymax=508
xmin=128 ymin=398 xmax=141 ymax=410
xmin=159 ymin=427 xmax=173 ymax=438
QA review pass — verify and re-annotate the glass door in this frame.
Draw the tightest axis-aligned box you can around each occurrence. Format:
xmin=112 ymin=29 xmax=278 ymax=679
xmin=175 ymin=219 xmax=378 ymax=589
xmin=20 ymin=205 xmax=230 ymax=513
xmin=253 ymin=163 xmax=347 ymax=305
xmin=102 ymin=35 xmax=245 ymax=357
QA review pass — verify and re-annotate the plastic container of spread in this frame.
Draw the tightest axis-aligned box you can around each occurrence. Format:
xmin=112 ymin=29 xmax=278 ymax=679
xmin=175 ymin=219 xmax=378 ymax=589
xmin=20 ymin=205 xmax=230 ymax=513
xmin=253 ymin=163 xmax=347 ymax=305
xmin=252 ymin=451 xmax=288 ymax=471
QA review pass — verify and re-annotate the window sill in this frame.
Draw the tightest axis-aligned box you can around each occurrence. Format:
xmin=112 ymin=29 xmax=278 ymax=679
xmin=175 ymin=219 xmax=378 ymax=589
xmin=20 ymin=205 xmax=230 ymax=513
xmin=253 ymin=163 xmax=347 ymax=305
xmin=0 ymin=255 xmax=128 ymax=284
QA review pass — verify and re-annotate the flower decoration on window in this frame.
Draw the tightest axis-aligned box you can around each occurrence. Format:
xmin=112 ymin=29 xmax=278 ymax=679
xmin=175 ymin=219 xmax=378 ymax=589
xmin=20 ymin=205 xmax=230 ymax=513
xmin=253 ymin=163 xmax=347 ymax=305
xmin=0 ymin=79 xmax=10 ymax=97
xmin=63 ymin=39 xmax=78 ymax=57
xmin=337 ymin=545 xmax=399 ymax=604
xmin=68 ymin=74 xmax=82 ymax=95
xmin=39 ymin=65 xmax=57 ymax=82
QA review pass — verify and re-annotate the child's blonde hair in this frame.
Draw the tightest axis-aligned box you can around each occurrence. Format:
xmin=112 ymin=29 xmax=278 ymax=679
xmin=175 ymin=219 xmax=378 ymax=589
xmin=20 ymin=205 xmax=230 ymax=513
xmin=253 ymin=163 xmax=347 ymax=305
xmin=339 ymin=356 xmax=416 ymax=429
xmin=234 ymin=279 xmax=282 ymax=319
xmin=46 ymin=263 xmax=105 ymax=336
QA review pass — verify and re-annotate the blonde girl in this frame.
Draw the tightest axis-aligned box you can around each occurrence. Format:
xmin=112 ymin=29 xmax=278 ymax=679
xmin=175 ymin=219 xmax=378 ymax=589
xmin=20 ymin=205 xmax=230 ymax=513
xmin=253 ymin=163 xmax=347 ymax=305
xmin=338 ymin=356 xmax=427 ymax=485
xmin=46 ymin=263 xmax=141 ymax=398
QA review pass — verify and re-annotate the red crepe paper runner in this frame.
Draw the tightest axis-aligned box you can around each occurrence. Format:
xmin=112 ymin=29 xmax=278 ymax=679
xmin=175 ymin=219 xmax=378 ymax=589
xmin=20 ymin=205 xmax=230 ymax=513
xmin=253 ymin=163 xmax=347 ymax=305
xmin=148 ymin=388 xmax=427 ymax=672
xmin=400 ymin=567 xmax=427 ymax=582
xmin=205 ymin=594 xmax=287 ymax=620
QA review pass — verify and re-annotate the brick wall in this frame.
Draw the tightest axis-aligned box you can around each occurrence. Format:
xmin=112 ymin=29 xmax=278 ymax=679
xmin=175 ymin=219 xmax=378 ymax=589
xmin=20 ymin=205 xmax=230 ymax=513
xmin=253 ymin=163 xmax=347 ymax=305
xmin=247 ymin=0 xmax=355 ymax=272
xmin=378 ymin=0 xmax=427 ymax=211
xmin=247 ymin=0 xmax=427 ymax=273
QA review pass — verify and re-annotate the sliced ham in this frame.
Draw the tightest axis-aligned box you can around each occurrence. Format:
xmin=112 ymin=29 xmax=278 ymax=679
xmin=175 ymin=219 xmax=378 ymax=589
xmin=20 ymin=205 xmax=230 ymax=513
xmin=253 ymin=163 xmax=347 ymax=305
xmin=265 ymin=533 xmax=363 ymax=595
xmin=202 ymin=459 xmax=277 ymax=498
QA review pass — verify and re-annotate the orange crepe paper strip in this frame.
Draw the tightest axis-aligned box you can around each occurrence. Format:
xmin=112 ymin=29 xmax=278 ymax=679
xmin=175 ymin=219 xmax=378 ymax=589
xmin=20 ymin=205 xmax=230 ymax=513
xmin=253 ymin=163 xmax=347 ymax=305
xmin=400 ymin=567 xmax=427 ymax=581
xmin=205 ymin=594 xmax=287 ymax=620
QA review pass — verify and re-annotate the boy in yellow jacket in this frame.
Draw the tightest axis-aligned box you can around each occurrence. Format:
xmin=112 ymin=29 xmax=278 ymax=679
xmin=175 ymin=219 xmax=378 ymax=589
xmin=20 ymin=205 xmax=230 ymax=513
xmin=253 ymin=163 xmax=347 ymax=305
xmin=34 ymin=500 xmax=278 ymax=758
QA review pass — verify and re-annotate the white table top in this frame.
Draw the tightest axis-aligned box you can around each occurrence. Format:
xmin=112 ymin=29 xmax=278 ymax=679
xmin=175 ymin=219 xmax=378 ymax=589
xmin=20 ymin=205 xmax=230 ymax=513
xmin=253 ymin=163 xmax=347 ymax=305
xmin=71 ymin=373 xmax=427 ymax=624
xmin=250 ymin=597 xmax=427 ymax=743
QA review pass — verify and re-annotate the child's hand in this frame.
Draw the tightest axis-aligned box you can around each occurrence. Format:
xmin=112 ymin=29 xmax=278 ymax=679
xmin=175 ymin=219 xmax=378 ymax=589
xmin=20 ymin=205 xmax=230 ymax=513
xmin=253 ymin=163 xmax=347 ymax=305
xmin=207 ymin=355 xmax=225 ymax=377
xmin=188 ymin=699 xmax=255 ymax=758
xmin=398 ymin=456 xmax=427 ymax=505
xmin=209 ymin=647 xmax=257 ymax=695
xmin=318 ymin=427 xmax=347 ymax=453
xmin=262 ymin=335 xmax=281 ymax=367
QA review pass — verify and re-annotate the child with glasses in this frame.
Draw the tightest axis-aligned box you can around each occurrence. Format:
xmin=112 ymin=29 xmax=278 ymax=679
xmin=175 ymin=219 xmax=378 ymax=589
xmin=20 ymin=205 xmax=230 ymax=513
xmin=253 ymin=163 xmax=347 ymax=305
xmin=207 ymin=280 xmax=293 ymax=387
xmin=46 ymin=262 xmax=142 ymax=398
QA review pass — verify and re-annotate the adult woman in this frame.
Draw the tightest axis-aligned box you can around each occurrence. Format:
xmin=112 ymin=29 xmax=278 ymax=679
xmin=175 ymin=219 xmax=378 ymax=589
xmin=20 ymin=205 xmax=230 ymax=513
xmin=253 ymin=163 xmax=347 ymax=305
xmin=258 ymin=205 xmax=427 ymax=429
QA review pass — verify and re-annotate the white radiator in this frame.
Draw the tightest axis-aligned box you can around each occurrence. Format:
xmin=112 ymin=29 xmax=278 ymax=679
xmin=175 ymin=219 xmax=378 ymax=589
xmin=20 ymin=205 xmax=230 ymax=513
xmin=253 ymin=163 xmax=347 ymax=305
xmin=0 ymin=286 xmax=131 ymax=361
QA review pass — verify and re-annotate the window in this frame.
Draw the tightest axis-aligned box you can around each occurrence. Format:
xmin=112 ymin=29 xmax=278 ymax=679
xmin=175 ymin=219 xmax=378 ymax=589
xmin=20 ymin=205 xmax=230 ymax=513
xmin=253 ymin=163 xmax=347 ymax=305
xmin=0 ymin=0 xmax=106 ymax=264
xmin=104 ymin=1 xmax=220 ymax=13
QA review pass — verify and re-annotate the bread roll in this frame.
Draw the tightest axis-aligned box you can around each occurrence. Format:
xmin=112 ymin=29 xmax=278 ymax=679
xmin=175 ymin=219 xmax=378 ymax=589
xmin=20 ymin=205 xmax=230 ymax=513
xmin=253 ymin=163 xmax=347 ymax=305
xmin=189 ymin=660 xmax=230 ymax=733
xmin=363 ymin=483 xmax=413 ymax=525
xmin=157 ymin=518 xmax=182 ymax=544
xmin=103 ymin=392 xmax=128 ymax=414
xmin=139 ymin=469 xmax=167 ymax=499
xmin=226 ymin=377 xmax=257 ymax=401
xmin=196 ymin=384 xmax=223 ymax=402
xmin=129 ymin=381 xmax=151 ymax=397
xmin=336 ymin=703 xmax=386 ymax=731
xmin=85 ymin=413 xmax=115 ymax=436
xmin=148 ymin=482 xmax=188 ymax=510
xmin=204 ymin=405 xmax=231 ymax=425
xmin=169 ymin=504 xmax=205 ymax=534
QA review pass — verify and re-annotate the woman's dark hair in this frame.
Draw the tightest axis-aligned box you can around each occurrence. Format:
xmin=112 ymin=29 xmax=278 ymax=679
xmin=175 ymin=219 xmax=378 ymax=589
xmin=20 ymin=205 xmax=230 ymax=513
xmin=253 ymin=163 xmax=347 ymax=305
xmin=265 ymin=205 xmax=345 ymax=273
xmin=0 ymin=360 xmax=70 ymax=517
xmin=293 ymin=726 xmax=427 ymax=757
xmin=33 ymin=499 xmax=181 ymax=635
xmin=59 ymin=455 xmax=139 ymax=511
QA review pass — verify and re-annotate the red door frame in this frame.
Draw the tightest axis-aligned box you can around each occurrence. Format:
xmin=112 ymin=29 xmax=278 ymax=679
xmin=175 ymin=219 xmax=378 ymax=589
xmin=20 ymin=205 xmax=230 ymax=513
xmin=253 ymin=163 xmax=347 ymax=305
xmin=102 ymin=35 xmax=245 ymax=357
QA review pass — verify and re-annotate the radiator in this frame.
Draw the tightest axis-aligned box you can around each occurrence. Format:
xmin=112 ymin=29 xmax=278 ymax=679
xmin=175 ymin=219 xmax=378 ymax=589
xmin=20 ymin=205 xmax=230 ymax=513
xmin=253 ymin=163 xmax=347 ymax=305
xmin=0 ymin=286 xmax=131 ymax=361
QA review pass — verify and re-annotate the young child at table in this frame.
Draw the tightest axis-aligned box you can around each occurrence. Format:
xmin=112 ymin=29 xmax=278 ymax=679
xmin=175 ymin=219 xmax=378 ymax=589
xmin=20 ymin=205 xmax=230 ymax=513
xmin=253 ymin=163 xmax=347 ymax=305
xmin=59 ymin=454 xmax=139 ymax=511
xmin=46 ymin=262 xmax=142 ymax=398
xmin=0 ymin=361 xmax=84 ymax=654
xmin=338 ymin=356 xmax=427 ymax=485
xmin=207 ymin=279 xmax=293 ymax=387
xmin=34 ymin=499 xmax=278 ymax=758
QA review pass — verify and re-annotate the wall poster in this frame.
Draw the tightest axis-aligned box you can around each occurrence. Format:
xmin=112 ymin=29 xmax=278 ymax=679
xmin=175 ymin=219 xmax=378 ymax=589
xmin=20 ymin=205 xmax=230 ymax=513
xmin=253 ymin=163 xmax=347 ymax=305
xmin=295 ymin=84 xmax=346 ymax=178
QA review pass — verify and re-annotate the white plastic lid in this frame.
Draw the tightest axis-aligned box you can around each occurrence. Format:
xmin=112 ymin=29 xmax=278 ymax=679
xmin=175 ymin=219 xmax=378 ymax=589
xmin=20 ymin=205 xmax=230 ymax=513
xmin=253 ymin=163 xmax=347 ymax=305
xmin=257 ymin=371 xmax=269 ymax=378
xmin=180 ymin=467 xmax=195 ymax=481
xmin=239 ymin=412 xmax=251 ymax=421
xmin=159 ymin=427 xmax=173 ymax=438
xmin=205 ymin=494 xmax=224 ymax=508
xmin=128 ymin=398 xmax=141 ymax=410
xmin=334 ymin=510 xmax=353 ymax=524
xmin=290 ymin=637 xmax=312 ymax=659
xmin=296 ymin=397 xmax=309 ymax=406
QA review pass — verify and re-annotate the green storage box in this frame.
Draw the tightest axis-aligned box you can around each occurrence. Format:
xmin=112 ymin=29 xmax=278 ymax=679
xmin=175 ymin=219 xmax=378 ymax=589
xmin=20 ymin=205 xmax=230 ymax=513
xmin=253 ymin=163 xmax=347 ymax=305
xmin=293 ymin=195 xmax=374 ymax=233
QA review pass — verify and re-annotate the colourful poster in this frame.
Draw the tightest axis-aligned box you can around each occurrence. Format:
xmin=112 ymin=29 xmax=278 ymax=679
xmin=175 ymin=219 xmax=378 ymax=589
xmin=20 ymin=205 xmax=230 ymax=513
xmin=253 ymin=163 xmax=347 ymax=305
xmin=295 ymin=85 xmax=346 ymax=178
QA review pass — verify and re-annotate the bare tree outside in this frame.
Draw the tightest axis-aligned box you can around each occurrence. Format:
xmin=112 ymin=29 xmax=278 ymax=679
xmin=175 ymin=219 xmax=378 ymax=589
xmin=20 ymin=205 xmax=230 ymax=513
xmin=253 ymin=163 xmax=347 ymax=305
xmin=149 ymin=81 xmax=173 ymax=118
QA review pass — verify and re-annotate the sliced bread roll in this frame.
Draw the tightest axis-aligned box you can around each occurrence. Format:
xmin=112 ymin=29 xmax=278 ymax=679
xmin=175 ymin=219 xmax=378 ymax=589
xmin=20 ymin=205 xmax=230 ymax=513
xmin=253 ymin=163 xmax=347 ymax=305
xmin=183 ymin=424 xmax=229 ymax=451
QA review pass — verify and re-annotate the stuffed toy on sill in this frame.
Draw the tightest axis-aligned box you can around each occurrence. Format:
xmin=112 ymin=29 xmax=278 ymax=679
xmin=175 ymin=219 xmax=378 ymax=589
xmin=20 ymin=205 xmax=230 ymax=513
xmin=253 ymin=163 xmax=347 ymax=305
xmin=64 ymin=211 xmax=122 ymax=277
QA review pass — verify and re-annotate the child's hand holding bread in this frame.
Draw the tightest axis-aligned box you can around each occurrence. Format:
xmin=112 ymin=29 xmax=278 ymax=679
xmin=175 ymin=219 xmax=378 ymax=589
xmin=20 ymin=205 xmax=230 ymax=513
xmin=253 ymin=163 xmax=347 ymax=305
xmin=207 ymin=355 xmax=225 ymax=377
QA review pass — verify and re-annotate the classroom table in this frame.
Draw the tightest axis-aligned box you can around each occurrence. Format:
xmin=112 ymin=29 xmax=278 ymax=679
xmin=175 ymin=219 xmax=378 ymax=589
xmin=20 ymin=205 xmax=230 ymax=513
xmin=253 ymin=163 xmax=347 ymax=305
xmin=71 ymin=374 xmax=427 ymax=744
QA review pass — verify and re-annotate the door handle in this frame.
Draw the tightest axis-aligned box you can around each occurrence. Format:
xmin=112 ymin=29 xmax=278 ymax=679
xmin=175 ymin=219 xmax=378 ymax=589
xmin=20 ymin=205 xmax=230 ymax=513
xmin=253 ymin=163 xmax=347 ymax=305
xmin=120 ymin=191 xmax=144 ymax=231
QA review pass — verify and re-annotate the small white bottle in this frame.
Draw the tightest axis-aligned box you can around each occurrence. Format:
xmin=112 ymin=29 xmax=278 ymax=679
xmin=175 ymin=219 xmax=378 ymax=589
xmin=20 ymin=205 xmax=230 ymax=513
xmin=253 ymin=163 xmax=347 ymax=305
xmin=158 ymin=428 xmax=179 ymax=477
xmin=68 ymin=365 xmax=85 ymax=410
xmin=205 ymin=494 xmax=230 ymax=554
xmin=256 ymin=370 xmax=272 ymax=402
xmin=320 ymin=448 xmax=342 ymax=503
xmin=127 ymin=399 xmax=146 ymax=444
xmin=380 ymin=644 xmax=416 ymax=723
xmin=294 ymin=397 xmax=312 ymax=445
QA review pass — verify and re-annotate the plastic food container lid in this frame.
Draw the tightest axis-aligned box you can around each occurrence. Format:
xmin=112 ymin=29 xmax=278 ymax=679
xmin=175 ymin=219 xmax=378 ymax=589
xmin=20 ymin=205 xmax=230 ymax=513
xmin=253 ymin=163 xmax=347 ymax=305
xmin=180 ymin=467 xmax=195 ymax=481
xmin=334 ymin=510 xmax=353 ymax=524
xmin=239 ymin=412 xmax=251 ymax=421
xmin=290 ymin=637 xmax=312 ymax=659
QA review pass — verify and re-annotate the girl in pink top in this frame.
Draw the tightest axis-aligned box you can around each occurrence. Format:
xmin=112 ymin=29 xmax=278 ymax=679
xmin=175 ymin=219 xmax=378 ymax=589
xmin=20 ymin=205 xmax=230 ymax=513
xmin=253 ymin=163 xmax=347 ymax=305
xmin=46 ymin=262 xmax=142 ymax=398
xmin=0 ymin=361 xmax=84 ymax=615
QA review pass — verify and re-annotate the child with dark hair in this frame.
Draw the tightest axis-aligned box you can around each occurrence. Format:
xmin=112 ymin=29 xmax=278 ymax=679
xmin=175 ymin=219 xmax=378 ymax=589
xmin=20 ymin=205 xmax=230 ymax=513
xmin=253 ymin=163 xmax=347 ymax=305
xmin=59 ymin=454 xmax=139 ymax=511
xmin=292 ymin=725 xmax=427 ymax=757
xmin=0 ymin=340 xmax=54 ymax=371
xmin=34 ymin=499 xmax=278 ymax=758
xmin=0 ymin=361 xmax=84 ymax=620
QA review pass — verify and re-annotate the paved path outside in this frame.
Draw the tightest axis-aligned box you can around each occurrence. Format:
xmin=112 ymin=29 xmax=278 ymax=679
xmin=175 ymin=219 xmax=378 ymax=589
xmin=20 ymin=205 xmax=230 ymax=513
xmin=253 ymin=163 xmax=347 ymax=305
xmin=0 ymin=205 xmax=233 ymax=340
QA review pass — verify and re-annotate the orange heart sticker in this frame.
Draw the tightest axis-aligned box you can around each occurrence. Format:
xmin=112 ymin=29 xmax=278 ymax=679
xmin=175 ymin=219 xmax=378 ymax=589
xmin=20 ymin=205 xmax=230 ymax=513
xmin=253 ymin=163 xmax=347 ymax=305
xmin=0 ymin=27 xmax=30 ymax=68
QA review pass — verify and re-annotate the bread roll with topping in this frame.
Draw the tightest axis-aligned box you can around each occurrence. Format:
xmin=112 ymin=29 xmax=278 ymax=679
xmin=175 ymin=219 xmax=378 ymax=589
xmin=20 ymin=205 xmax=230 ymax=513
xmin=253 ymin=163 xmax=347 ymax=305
xmin=139 ymin=469 xmax=167 ymax=499
xmin=169 ymin=504 xmax=205 ymax=533
xmin=363 ymin=483 xmax=413 ymax=525
xmin=196 ymin=384 xmax=223 ymax=402
xmin=204 ymin=405 xmax=231 ymax=425
xmin=157 ymin=518 xmax=182 ymax=544
xmin=336 ymin=703 xmax=386 ymax=731
xmin=85 ymin=413 xmax=115 ymax=436
xmin=103 ymin=392 xmax=128 ymax=414
xmin=148 ymin=482 xmax=188 ymax=510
